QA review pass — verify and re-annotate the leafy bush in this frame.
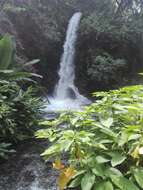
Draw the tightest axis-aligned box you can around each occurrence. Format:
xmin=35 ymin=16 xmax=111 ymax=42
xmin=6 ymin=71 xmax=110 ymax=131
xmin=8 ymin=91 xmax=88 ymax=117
xmin=37 ymin=85 xmax=143 ymax=190
xmin=80 ymin=12 xmax=114 ymax=37
xmin=0 ymin=81 xmax=43 ymax=159
xmin=80 ymin=1 xmax=143 ymax=39
xmin=0 ymin=35 xmax=42 ymax=82
xmin=77 ymin=1 xmax=143 ymax=91
xmin=0 ymin=84 xmax=43 ymax=160
xmin=0 ymin=35 xmax=43 ymax=159
xmin=0 ymin=82 xmax=42 ymax=143
xmin=87 ymin=53 xmax=127 ymax=85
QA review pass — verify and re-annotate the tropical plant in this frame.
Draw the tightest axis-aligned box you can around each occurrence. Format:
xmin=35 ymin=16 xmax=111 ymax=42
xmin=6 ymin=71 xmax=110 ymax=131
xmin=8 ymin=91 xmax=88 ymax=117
xmin=0 ymin=35 xmax=42 ymax=82
xmin=0 ymin=82 xmax=43 ymax=141
xmin=0 ymin=35 xmax=43 ymax=159
xmin=87 ymin=53 xmax=127 ymax=84
xmin=0 ymin=34 xmax=13 ymax=69
xmin=36 ymin=85 xmax=143 ymax=190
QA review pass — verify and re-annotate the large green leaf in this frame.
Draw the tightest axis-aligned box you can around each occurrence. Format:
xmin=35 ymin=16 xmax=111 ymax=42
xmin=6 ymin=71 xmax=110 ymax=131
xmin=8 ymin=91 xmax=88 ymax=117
xmin=95 ymin=181 xmax=113 ymax=190
xmin=0 ymin=35 xmax=13 ymax=69
xmin=105 ymin=167 xmax=122 ymax=178
xmin=118 ymin=131 xmax=128 ymax=146
xmin=3 ymin=71 xmax=42 ymax=82
xmin=99 ymin=126 xmax=117 ymax=138
xmin=23 ymin=59 xmax=40 ymax=67
xmin=110 ymin=152 xmax=126 ymax=167
xmin=92 ymin=163 xmax=105 ymax=177
xmin=41 ymin=144 xmax=62 ymax=161
xmin=81 ymin=173 xmax=95 ymax=190
xmin=111 ymin=176 xmax=139 ymax=190
xmin=133 ymin=168 xmax=143 ymax=188
xmin=96 ymin=155 xmax=110 ymax=163
xmin=0 ymin=70 xmax=14 ymax=73
xmin=68 ymin=175 xmax=83 ymax=188
xmin=100 ymin=117 xmax=113 ymax=128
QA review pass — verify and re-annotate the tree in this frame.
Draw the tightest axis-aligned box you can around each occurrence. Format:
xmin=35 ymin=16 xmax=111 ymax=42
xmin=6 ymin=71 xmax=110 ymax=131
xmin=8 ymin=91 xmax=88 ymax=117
xmin=115 ymin=0 xmax=143 ymax=17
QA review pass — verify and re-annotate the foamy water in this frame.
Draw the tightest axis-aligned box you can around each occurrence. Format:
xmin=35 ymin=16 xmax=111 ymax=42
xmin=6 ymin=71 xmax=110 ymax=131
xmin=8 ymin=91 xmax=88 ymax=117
xmin=45 ymin=12 xmax=91 ymax=112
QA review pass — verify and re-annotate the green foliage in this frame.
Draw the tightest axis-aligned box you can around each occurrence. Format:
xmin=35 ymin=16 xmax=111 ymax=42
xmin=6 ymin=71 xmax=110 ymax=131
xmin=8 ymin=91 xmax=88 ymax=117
xmin=87 ymin=53 xmax=127 ymax=84
xmin=0 ymin=81 xmax=43 ymax=159
xmin=37 ymin=85 xmax=143 ymax=190
xmin=0 ymin=35 xmax=13 ymax=70
xmin=77 ymin=0 xmax=143 ymax=90
xmin=80 ymin=12 xmax=114 ymax=37
xmin=80 ymin=0 xmax=143 ymax=38
xmin=0 ymin=35 xmax=43 ymax=159
xmin=0 ymin=35 xmax=42 ymax=82
xmin=0 ymin=82 xmax=42 ymax=143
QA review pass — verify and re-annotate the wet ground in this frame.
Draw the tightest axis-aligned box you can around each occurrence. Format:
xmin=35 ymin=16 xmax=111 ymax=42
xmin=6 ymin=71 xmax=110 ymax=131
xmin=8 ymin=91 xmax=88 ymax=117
xmin=0 ymin=140 xmax=58 ymax=190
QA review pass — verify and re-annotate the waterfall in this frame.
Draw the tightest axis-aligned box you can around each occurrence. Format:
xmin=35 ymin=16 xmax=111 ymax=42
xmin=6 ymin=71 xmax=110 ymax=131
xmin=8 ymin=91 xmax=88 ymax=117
xmin=45 ymin=12 xmax=91 ymax=111
xmin=55 ymin=12 xmax=82 ymax=99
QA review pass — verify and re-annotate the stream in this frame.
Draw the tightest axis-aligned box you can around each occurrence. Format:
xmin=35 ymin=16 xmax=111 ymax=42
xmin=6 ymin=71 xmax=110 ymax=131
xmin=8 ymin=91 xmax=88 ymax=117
xmin=0 ymin=140 xmax=58 ymax=190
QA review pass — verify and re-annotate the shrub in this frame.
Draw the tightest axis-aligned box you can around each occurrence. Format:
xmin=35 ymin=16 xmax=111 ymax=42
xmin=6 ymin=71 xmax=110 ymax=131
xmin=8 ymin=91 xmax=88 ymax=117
xmin=0 ymin=35 xmax=43 ymax=159
xmin=0 ymin=81 xmax=43 ymax=142
xmin=36 ymin=85 xmax=143 ymax=190
xmin=87 ymin=53 xmax=127 ymax=85
xmin=0 ymin=81 xmax=43 ymax=159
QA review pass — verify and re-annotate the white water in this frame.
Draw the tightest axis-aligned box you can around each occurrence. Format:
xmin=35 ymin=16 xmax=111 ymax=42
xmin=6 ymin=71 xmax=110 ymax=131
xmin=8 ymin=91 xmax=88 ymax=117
xmin=45 ymin=12 xmax=91 ymax=111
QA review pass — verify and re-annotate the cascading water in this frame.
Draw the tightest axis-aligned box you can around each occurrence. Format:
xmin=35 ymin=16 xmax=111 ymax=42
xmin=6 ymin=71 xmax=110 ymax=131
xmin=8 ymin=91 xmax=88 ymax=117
xmin=45 ymin=12 xmax=91 ymax=111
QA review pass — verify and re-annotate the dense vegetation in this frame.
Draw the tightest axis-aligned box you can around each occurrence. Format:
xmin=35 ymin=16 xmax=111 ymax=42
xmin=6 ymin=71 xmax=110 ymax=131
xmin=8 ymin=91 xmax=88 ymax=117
xmin=0 ymin=35 xmax=43 ymax=159
xmin=76 ymin=0 xmax=143 ymax=93
xmin=37 ymin=85 xmax=143 ymax=190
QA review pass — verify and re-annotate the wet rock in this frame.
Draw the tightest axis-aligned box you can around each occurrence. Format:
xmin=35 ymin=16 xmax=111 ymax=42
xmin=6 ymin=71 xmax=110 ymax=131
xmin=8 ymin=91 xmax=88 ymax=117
xmin=66 ymin=87 xmax=77 ymax=100
xmin=0 ymin=140 xmax=58 ymax=190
